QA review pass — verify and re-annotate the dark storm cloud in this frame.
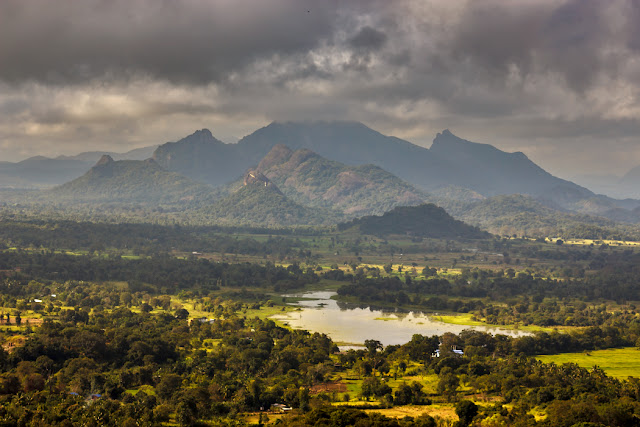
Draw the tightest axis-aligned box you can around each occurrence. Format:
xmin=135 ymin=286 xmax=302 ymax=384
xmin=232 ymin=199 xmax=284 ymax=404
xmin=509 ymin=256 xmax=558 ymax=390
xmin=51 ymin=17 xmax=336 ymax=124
xmin=3 ymin=0 xmax=640 ymax=174
xmin=508 ymin=116 xmax=640 ymax=140
xmin=3 ymin=0 xmax=634 ymax=95
xmin=448 ymin=0 xmax=635 ymax=93
xmin=0 ymin=0 xmax=339 ymax=85
xmin=449 ymin=1 xmax=544 ymax=76
xmin=0 ymin=99 xmax=30 ymax=116
xmin=348 ymin=26 xmax=388 ymax=51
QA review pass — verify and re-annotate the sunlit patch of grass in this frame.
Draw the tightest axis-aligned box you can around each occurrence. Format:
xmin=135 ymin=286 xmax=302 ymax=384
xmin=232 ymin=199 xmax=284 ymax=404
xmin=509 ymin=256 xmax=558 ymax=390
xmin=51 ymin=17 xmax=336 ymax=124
xmin=246 ymin=304 xmax=294 ymax=321
xmin=529 ymin=406 xmax=547 ymax=421
xmin=537 ymin=347 xmax=640 ymax=379
xmin=201 ymin=338 xmax=221 ymax=349
xmin=244 ymin=412 xmax=287 ymax=424
xmin=365 ymin=404 xmax=457 ymax=420
xmin=431 ymin=313 xmax=555 ymax=333
xmin=125 ymin=384 xmax=156 ymax=396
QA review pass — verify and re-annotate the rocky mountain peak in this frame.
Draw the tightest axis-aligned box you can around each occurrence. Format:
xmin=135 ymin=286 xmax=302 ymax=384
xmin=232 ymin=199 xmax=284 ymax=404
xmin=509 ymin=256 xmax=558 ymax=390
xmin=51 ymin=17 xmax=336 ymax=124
xmin=95 ymin=154 xmax=114 ymax=166
xmin=431 ymin=129 xmax=465 ymax=147
xmin=193 ymin=128 xmax=213 ymax=138
xmin=256 ymin=144 xmax=293 ymax=171
xmin=244 ymin=170 xmax=281 ymax=193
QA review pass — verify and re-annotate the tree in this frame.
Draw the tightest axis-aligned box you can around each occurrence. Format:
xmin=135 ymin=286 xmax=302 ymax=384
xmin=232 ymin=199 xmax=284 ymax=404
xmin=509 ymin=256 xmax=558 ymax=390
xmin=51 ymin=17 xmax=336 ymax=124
xmin=298 ymin=387 xmax=310 ymax=412
xmin=174 ymin=308 xmax=189 ymax=320
xmin=23 ymin=373 xmax=45 ymax=392
xmin=156 ymin=374 xmax=183 ymax=400
xmin=360 ymin=378 xmax=374 ymax=401
xmin=455 ymin=400 xmax=478 ymax=426
xmin=394 ymin=381 xmax=429 ymax=405
xmin=437 ymin=367 xmax=460 ymax=401
xmin=360 ymin=376 xmax=391 ymax=400
xmin=176 ymin=399 xmax=196 ymax=426
xmin=422 ymin=266 xmax=437 ymax=277
xmin=364 ymin=340 xmax=383 ymax=357
xmin=35 ymin=356 xmax=54 ymax=379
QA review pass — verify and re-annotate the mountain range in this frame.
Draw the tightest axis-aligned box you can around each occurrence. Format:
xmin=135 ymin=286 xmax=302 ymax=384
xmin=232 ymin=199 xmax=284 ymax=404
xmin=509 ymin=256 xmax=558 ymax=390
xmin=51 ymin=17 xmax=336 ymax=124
xmin=0 ymin=145 xmax=158 ymax=189
xmin=152 ymin=121 xmax=640 ymax=220
xmin=39 ymin=143 xmax=430 ymax=226
xmin=249 ymin=144 xmax=427 ymax=216
xmin=5 ymin=120 xmax=640 ymax=235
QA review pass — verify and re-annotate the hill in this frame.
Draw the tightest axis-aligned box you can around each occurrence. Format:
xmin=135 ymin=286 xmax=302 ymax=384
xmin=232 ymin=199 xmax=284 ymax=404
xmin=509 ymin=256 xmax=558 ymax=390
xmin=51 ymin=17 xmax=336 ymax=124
xmin=200 ymin=173 xmax=341 ymax=227
xmin=152 ymin=129 xmax=246 ymax=186
xmin=447 ymin=194 xmax=640 ymax=240
xmin=46 ymin=155 xmax=214 ymax=204
xmin=0 ymin=145 xmax=158 ymax=189
xmin=253 ymin=145 xmax=428 ymax=216
xmin=338 ymin=203 xmax=489 ymax=239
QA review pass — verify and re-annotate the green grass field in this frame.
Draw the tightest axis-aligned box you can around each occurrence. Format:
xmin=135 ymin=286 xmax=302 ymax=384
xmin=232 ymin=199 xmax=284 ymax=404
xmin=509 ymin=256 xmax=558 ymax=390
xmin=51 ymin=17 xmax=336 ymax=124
xmin=537 ymin=347 xmax=640 ymax=378
xmin=432 ymin=313 xmax=555 ymax=333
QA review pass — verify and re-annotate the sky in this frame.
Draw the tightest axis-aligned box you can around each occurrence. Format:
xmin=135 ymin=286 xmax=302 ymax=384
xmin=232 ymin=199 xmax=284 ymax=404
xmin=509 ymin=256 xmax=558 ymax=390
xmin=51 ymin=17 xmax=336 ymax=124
xmin=1 ymin=0 xmax=640 ymax=178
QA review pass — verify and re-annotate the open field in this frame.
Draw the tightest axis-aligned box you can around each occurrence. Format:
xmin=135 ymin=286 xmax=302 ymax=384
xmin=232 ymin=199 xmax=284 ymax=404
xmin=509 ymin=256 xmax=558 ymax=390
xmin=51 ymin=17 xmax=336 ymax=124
xmin=365 ymin=404 xmax=457 ymax=421
xmin=546 ymin=237 xmax=640 ymax=247
xmin=537 ymin=347 xmax=640 ymax=378
xmin=432 ymin=313 xmax=556 ymax=333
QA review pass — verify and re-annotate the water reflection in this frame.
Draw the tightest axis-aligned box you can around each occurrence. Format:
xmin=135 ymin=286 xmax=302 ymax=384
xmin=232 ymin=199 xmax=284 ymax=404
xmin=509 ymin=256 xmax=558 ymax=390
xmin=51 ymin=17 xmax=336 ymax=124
xmin=271 ymin=290 xmax=530 ymax=348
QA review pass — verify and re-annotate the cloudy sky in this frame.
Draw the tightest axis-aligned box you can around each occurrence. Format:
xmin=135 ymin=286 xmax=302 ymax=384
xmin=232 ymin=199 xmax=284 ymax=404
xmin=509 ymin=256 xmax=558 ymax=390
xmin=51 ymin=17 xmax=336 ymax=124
xmin=1 ymin=0 xmax=640 ymax=178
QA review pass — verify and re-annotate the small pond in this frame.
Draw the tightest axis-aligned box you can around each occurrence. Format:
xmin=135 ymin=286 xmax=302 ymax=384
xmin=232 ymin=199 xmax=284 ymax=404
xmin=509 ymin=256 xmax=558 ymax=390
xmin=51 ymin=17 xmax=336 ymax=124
xmin=270 ymin=290 xmax=530 ymax=349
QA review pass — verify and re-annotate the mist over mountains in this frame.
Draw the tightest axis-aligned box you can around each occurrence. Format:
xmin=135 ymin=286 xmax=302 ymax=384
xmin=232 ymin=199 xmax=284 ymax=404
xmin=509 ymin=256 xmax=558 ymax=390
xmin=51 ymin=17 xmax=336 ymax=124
xmin=573 ymin=169 xmax=640 ymax=200
xmin=0 ymin=145 xmax=158 ymax=189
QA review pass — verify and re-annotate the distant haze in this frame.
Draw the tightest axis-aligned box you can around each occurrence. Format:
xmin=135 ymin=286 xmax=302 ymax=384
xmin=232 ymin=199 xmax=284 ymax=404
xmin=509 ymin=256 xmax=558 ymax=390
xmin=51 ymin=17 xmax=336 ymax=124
xmin=2 ymin=0 xmax=640 ymax=178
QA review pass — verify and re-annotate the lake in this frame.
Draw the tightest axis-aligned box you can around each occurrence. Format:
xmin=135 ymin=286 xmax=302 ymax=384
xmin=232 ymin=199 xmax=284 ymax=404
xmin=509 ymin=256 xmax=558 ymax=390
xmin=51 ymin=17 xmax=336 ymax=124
xmin=270 ymin=290 xmax=530 ymax=348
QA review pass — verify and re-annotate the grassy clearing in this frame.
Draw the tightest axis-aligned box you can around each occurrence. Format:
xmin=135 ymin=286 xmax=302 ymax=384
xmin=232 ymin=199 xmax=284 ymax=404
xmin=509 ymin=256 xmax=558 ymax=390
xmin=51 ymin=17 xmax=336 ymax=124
xmin=382 ymin=373 xmax=440 ymax=395
xmin=244 ymin=304 xmax=293 ymax=321
xmin=366 ymin=404 xmax=457 ymax=420
xmin=169 ymin=297 xmax=210 ymax=319
xmin=537 ymin=347 xmax=640 ymax=378
xmin=244 ymin=412 xmax=287 ymax=425
xmin=430 ymin=313 xmax=486 ymax=326
xmin=431 ymin=313 xmax=555 ymax=333
xmin=202 ymin=338 xmax=222 ymax=348
xmin=2 ymin=334 xmax=27 ymax=352
xmin=125 ymin=384 xmax=156 ymax=396
xmin=547 ymin=237 xmax=640 ymax=247
xmin=529 ymin=406 xmax=547 ymax=421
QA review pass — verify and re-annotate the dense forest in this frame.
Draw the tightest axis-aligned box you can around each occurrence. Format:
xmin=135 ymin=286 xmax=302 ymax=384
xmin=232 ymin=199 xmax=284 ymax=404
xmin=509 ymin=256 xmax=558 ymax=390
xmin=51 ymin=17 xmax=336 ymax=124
xmin=0 ymin=214 xmax=639 ymax=425
xmin=0 ymin=283 xmax=638 ymax=426
xmin=0 ymin=218 xmax=317 ymax=257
